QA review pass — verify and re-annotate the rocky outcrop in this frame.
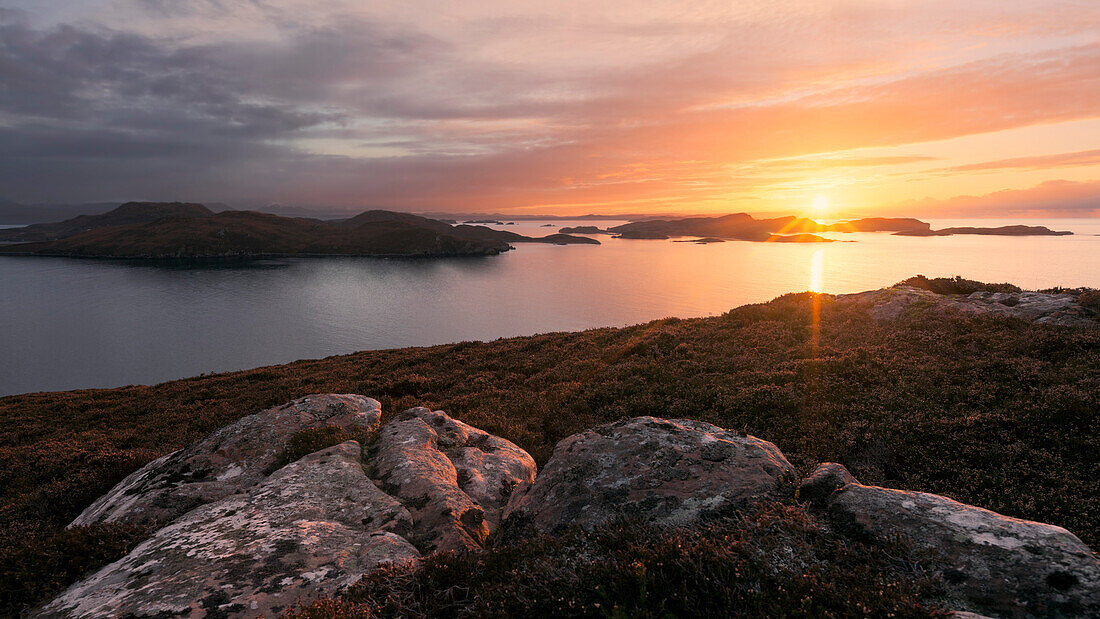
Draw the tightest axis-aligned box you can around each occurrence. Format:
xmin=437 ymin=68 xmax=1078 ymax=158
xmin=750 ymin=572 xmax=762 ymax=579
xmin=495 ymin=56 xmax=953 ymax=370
xmin=71 ymin=394 xmax=381 ymax=528
xmin=41 ymin=402 xmax=1100 ymax=618
xmin=801 ymin=463 xmax=1100 ymax=618
xmin=502 ymin=416 xmax=796 ymax=533
xmin=369 ymin=407 xmax=537 ymax=552
xmin=839 ymin=286 xmax=1099 ymax=328
xmin=42 ymin=400 xmax=535 ymax=618
xmin=39 ymin=442 xmax=419 ymax=619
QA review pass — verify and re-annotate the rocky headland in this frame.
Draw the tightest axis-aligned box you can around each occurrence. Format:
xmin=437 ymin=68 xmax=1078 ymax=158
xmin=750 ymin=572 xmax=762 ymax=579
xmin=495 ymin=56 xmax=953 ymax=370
xmin=36 ymin=397 xmax=1100 ymax=618
xmin=840 ymin=276 xmax=1100 ymax=328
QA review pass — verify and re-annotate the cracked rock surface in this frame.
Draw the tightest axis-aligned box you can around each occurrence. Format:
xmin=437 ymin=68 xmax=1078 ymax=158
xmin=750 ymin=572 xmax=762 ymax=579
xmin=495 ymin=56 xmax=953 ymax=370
xmin=71 ymin=394 xmax=382 ymax=528
xmin=801 ymin=463 xmax=1100 ymax=618
xmin=39 ymin=400 xmax=534 ymax=618
xmin=502 ymin=416 xmax=796 ymax=533
xmin=838 ymin=286 xmax=1099 ymax=328
xmin=39 ymin=441 xmax=419 ymax=618
xmin=369 ymin=407 xmax=537 ymax=552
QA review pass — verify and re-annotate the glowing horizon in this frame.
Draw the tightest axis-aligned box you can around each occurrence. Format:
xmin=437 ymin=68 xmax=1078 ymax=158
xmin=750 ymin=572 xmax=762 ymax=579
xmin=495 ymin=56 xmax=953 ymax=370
xmin=1 ymin=1 xmax=1098 ymax=217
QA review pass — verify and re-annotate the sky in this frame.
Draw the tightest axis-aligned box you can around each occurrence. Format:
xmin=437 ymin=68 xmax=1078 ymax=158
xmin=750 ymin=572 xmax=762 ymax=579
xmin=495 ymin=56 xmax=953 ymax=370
xmin=1 ymin=0 xmax=1098 ymax=217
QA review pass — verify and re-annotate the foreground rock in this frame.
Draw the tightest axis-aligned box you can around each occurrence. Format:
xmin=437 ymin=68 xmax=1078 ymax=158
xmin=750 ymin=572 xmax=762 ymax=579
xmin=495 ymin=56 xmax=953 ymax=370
xmin=39 ymin=442 xmax=420 ymax=618
xmin=72 ymin=394 xmax=381 ymax=528
xmin=840 ymin=286 xmax=1099 ymax=328
xmin=370 ymin=407 xmax=537 ymax=552
xmin=801 ymin=463 xmax=1100 ymax=618
xmin=42 ymin=399 xmax=535 ymax=618
xmin=503 ymin=416 xmax=795 ymax=533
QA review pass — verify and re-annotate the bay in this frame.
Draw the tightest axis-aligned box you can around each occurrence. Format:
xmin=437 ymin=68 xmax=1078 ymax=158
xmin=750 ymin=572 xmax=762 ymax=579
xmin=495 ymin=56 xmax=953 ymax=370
xmin=1 ymin=217 xmax=1097 ymax=396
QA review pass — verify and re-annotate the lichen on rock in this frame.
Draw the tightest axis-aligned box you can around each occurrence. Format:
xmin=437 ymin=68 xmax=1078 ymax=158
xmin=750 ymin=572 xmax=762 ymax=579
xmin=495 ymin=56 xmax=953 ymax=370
xmin=71 ymin=394 xmax=382 ymax=528
xmin=502 ymin=416 xmax=796 ymax=534
xmin=37 ymin=441 xmax=419 ymax=619
xmin=801 ymin=462 xmax=1100 ymax=618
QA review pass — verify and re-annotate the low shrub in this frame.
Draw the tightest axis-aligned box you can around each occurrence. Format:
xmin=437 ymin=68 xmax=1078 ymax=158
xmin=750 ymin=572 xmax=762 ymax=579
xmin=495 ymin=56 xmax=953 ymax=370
xmin=280 ymin=425 xmax=376 ymax=468
xmin=897 ymin=275 xmax=1021 ymax=295
xmin=284 ymin=504 xmax=949 ymax=618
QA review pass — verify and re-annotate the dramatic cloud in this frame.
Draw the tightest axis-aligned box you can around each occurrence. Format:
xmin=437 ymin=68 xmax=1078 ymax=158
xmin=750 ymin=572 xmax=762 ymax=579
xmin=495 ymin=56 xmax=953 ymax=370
xmin=1 ymin=1 xmax=1098 ymax=215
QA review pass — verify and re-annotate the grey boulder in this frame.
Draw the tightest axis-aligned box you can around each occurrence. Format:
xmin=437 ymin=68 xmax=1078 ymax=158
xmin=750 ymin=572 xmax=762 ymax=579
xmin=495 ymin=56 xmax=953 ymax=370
xmin=839 ymin=286 xmax=1098 ymax=328
xmin=37 ymin=441 xmax=419 ymax=619
xmin=801 ymin=463 xmax=1100 ymax=618
xmin=72 ymin=394 xmax=381 ymax=528
xmin=503 ymin=416 xmax=796 ymax=533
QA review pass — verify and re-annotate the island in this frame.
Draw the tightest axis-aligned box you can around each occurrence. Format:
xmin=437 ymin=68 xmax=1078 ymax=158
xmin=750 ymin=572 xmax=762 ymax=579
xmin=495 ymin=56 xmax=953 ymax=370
xmin=0 ymin=203 xmax=598 ymax=260
xmin=605 ymin=213 xmax=1070 ymax=242
xmin=895 ymin=225 xmax=1072 ymax=237
xmin=673 ymin=237 xmax=726 ymax=244
xmin=608 ymin=214 xmax=834 ymax=242
xmin=558 ymin=225 xmax=611 ymax=234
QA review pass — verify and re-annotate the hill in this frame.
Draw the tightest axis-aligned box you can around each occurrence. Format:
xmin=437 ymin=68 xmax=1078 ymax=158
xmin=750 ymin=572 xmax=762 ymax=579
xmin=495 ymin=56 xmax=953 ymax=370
xmin=0 ymin=200 xmax=136 ymax=226
xmin=0 ymin=207 xmax=598 ymax=259
xmin=0 ymin=278 xmax=1097 ymax=614
xmin=0 ymin=202 xmax=214 ymax=243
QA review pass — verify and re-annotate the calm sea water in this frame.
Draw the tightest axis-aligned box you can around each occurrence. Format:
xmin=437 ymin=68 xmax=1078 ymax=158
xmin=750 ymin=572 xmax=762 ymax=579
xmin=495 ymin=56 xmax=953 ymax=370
xmin=1 ymin=218 xmax=1097 ymax=396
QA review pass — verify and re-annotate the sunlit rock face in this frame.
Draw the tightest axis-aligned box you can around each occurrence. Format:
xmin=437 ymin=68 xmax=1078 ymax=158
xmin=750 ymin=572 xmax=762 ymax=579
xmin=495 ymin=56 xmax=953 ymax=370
xmin=840 ymin=286 xmax=1100 ymax=327
xmin=801 ymin=463 xmax=1100 ymax=618
xmin=71 ymin=394 xmax=382 ymax=528
xmin=38 ymin=442 xmax=419 ymax=619
xmin=369 ymin=407 xmax=537 ymax=552
xmin=502 ymin=416 xmax=796 ymax=534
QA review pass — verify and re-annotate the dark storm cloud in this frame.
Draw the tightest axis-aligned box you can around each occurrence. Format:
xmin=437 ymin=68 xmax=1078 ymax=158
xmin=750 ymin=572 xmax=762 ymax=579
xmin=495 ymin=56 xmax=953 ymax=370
xmin=0 ymin=12 xmax=455 ymax=202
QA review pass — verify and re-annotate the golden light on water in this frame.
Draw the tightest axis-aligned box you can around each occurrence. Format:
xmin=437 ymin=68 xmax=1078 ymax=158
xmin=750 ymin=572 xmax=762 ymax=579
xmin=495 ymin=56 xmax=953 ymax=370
xmin=810 ymin=248 xmax=824 ymax=293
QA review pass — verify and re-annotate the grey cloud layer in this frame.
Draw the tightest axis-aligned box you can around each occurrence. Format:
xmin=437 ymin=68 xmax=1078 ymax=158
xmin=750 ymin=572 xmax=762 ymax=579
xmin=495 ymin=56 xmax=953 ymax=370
xmin=1 ymin=3 xmax=1098 ymax=209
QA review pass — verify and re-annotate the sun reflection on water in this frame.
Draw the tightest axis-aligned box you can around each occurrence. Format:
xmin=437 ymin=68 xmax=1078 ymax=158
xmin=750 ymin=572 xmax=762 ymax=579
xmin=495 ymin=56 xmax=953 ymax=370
xmin=810 ymin=248 xmax=824 ymax=293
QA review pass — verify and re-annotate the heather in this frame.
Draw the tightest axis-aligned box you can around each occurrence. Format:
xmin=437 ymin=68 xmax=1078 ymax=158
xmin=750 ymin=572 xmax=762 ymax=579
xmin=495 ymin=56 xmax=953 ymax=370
xmin=1 ymin=284 xmax=1097 ymax=614
xmin=283 ymin=505 xmax=949 ymax=618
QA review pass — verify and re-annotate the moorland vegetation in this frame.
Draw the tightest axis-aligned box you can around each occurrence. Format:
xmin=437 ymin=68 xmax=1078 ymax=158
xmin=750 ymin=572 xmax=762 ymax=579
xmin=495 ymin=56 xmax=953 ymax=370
xmin=1 ymin=278 xmax=1097 ymax=615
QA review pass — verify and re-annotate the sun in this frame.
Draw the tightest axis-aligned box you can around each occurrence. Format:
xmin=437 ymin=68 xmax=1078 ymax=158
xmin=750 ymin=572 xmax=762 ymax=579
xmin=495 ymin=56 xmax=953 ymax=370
xmin=812 ymin=195 xmax=829 ymax=214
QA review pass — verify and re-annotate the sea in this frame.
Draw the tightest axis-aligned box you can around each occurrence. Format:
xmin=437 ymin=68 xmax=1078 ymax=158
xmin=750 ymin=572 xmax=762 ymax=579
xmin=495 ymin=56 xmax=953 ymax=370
xmin=1 ymin=218 xmax=1098 ymax=396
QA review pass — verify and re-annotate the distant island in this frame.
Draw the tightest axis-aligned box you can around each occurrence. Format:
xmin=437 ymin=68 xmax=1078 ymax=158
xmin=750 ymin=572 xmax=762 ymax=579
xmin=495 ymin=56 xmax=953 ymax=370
xmin=895 ymin=225 xmax=1072 ymax=237
xmin=605 ymin=214 xmax=1071 ymax=242
xmin=604 ymin=214 xmax=919 ymax=242
xmin=0 ymin=205 xmax=1073 ymax=259
xmin=558 ymin=225 xmax=612 ymax=235
xmin=0 ymin=203 xmax=597 ymax=260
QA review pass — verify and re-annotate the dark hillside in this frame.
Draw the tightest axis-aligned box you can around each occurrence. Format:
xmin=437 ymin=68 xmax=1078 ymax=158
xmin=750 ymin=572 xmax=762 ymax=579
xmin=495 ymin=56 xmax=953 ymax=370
xmin=0 ymin=207 xmax=599 ymax=258
xmin=0 ymin=202 xmax=214 ymax=243
xmin=0 ymin=210 xmax=513 ymax=258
